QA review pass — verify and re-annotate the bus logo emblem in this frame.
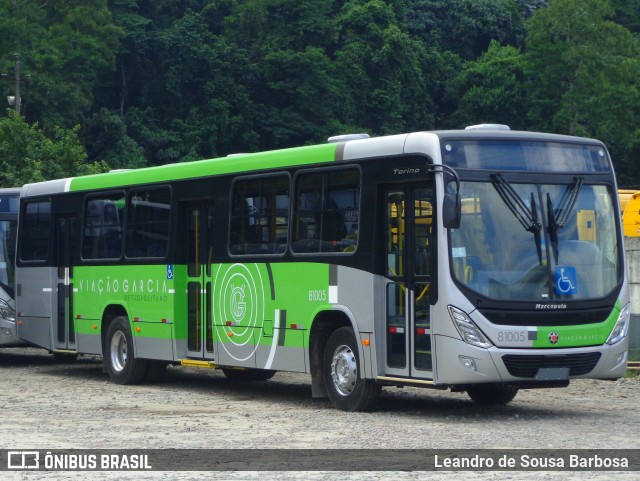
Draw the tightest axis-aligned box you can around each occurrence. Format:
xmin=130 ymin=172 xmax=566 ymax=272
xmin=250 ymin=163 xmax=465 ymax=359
xmin=548 ymin=332 xmax=559 ymax=344
xmin=230 ymin=285 xmax=247 ymax=320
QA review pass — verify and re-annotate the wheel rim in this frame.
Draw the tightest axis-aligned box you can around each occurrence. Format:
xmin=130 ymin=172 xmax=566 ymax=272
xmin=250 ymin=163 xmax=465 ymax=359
xmin=110 ymin=330 xmax=127 ymax=373
xmin=330 ymin=344 xmax=357 ymax=396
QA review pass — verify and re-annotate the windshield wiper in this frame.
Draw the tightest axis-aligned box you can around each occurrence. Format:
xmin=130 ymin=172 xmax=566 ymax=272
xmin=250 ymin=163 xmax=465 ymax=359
xmin=491 ymin=174 xmax=543 ymax=264
xmin=547 ymin=177 xmax=583 ymax=263
xmin=531 ymin=192 xmax=542 ymax=264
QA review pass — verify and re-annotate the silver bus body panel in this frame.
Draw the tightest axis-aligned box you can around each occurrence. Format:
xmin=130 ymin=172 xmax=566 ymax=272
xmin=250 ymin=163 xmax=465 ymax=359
xmin=434 ymin=335 xmax=628 ymax=385
xmin=21 ymin=178 xmax=71 ymax=197
xmin=15 ymin=267 xmax=55 ymax=349
xmin=0 ymin=286 xmax=19 ymax=346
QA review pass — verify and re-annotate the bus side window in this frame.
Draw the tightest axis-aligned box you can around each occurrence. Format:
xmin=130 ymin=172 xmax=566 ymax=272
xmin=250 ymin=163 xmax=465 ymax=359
xmin=82 ymin=195 xmax=124 ymax=260
xmin=292 ymin=168 xmax=360 ymax=254
xmin=20 ymin=200 xmax=51 ymax=262
xmin=125 ymin=188 xmax=170 ymax=259
xmin=229 ymin=175 xmax=289 ymax=256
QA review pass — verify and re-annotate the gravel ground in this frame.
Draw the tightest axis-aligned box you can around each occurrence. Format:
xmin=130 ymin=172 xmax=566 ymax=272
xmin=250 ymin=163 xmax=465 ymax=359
xmin=0 ymin=347 xmax=638 ymax=481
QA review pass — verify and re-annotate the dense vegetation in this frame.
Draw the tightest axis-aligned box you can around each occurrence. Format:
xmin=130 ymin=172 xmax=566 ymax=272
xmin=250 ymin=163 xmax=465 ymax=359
xmin=1 ymin=0 xmax=639 ymax=186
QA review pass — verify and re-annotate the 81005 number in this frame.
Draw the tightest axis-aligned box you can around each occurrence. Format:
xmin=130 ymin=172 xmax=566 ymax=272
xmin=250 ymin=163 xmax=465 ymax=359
xmin=308 ymin=290 xmax=327 ymax=302
xmin=497 ymin=331 xmax=527 ymax=343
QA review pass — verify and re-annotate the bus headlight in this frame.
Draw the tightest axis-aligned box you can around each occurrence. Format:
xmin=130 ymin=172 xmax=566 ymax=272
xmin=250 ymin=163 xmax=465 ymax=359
xmin=448 ymin=305 xmax=492 ymax=349
xmin=0 ymin=299 xmax=15 ymax=322
xmin=606 ymin=303 xmax=630 ymax=346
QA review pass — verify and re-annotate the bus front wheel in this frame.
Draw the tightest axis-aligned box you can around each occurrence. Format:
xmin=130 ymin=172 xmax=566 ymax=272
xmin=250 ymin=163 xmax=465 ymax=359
xmin=323 ymin=327 xmax=380 ymax=412
xmin=466 ymin=384 xmax=519 ymax=405
xmin=104 ymin=316 xmax=149 ymax=385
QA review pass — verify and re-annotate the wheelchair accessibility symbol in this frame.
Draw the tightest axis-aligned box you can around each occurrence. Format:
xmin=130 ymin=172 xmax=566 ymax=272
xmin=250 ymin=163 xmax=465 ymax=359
xmin=555 ymin=266 xmax=577 ymax=295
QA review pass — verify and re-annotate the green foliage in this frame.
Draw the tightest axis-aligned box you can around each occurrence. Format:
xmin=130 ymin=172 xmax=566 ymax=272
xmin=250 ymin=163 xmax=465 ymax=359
xmin=0 ymin=0 xmax=123 ymax=131
xmin=449 ymin=41 xmax=527 ymax=129
xmin=610 ymin=0 xmax=640 ymax=33
xmin=81 ymin=108 xmax=146 ymax=169
xmin=403 ymin=0 xmax=526 ymax=60
xmin=0 ymin=0 xmax=640 ymax=186
xmin=335 ymin=0 xmax=437 ymax=134
xmin=0 ymin=109 xmax=107 ymax=187
xmin=525 ymin=0 xmax=640 ymax=184
xmin=0 ymin=109 xmax=42 ymax=186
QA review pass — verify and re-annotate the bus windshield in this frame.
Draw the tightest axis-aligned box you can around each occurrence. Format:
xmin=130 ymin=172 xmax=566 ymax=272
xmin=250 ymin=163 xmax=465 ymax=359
xmin=449 ymin=180 xmax=620 ymax=301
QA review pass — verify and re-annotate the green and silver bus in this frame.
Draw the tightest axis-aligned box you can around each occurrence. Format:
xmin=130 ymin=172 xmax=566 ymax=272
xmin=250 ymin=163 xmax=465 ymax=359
xmin=15 ymin=125 xmax=629 ymax=411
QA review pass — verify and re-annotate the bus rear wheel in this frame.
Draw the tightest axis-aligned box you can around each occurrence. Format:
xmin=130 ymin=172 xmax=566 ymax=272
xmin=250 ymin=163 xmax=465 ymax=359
xmin=323 ymin=327 xmax=380 ymax=412
xmin=104 ymin=316 xmax=149 ymax=385
xmin=466 ymin=384 xmax=519 ymax=405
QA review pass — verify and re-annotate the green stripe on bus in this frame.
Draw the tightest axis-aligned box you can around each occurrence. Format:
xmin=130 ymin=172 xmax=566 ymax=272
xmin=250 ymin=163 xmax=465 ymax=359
xmin=531 ymin=300 xmax=620 ymax=348
xmin=69 ymin=143 xmax=338 ymax=192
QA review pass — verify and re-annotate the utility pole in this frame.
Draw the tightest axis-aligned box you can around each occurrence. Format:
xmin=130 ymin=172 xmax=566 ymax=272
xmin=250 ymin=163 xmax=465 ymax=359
xmin=13 ymin=53 xmax=20 ymax=114
xmin=0 ymin=52 xmax=29 ymax=115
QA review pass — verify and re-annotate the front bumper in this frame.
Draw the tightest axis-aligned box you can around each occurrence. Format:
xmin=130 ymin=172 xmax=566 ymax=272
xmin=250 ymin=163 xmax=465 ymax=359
xmin=434 ymin=334 xmax=628 ymax=386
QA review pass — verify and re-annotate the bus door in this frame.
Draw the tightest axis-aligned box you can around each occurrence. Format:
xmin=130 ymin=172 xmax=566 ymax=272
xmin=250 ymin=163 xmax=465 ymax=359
xmin=54 ymin=214 xmax=77 ymax=351
xmin=383 ymin=184 xmax=434 ymax=378
xmin=184 ymin=202 xmax=215 ymax=359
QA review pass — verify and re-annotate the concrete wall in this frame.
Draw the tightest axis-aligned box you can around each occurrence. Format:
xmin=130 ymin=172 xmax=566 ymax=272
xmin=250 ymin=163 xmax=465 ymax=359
xmin=625 ymin=237 xmax=640 ymax=359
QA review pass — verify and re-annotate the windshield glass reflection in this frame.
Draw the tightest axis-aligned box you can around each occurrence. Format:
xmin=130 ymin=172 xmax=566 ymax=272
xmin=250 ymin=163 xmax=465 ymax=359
xmin=450 ymin=181 xmax=619 ymax=301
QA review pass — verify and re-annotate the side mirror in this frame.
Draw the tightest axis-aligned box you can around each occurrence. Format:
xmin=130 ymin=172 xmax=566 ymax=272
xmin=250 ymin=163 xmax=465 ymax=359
xmin=442 ymin=192 xmax=461 ymax=229
xmin=426 ymin=163 xmax=461 ymax=229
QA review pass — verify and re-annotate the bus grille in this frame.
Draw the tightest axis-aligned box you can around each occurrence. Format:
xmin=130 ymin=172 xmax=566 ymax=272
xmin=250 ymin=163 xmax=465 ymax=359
xmin=501 ymin=353 xmax=602 ymax=378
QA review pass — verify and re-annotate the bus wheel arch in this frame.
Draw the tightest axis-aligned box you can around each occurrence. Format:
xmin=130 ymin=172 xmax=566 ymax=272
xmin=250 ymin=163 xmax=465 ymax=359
xmin=309 ymin=310 xmax=351 ymax=398
xmin=322 ymin=326 xmax=381 ymax=411
xmin=101 ymin=304 xmax=129 ymax=346
xmin=101 ymin=306 xmax=149 ymax=385
xmin=309 ymin=310 xmax=380 ymax=411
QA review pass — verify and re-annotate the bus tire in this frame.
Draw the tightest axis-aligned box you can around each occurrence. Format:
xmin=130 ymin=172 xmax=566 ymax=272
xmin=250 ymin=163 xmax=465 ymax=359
xmin=222 ymin=368 xmax=276 ymax=381
xmin=323 ymin=327 xmax=380 ymax=412
xmin=466 ymin=384 xmax=518 ymax=405
xmin=104 ymin=316 xmax=148 ymax=385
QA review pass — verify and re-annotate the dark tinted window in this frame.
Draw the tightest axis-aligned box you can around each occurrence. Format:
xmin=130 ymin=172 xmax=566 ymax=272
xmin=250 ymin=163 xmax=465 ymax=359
xmin=125 ymin=188 xmax=170 ymax=258
xmin=292 ymin=168 xmax=360 ymax=254
xmin=20 ymin=200 xmax=51 ymax=262
xmin=229 ymin=176 xmax=289 ymax=255
xmin=0 ymin=194 xmax=18 ymax=214
xmin=82 ymin=194 xmax=125 ymax=259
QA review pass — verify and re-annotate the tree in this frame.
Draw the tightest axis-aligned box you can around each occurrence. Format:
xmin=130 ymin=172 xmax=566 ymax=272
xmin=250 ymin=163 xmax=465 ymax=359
xmin=610 ymin=0 xmax=640 ymax=34
xmin=262 ymin=47 xmax=341 ymax=147
xmin=0 ymin=109 xmax=107 ymax=187
xmin=222 ymin=0 xmax=342 ymax=149
xmin=335 ymin=0 xmax=437 ymax=135
xmin=403 ymin=0 xmax=526 ymax=60
xmin=81 ymin=108 xmax=146 ymax=169
xmin=525 ymin=0 xmax=640 ymax=184
xmin=449 ymin=41 xmax=527 ymax=129
xmin=0 ymin=0 xmax=123 ymax=131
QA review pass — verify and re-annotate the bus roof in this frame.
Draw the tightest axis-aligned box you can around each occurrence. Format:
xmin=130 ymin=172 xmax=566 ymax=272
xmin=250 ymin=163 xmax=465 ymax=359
xmin=19 ymin=129 xmax=607 ymax=197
